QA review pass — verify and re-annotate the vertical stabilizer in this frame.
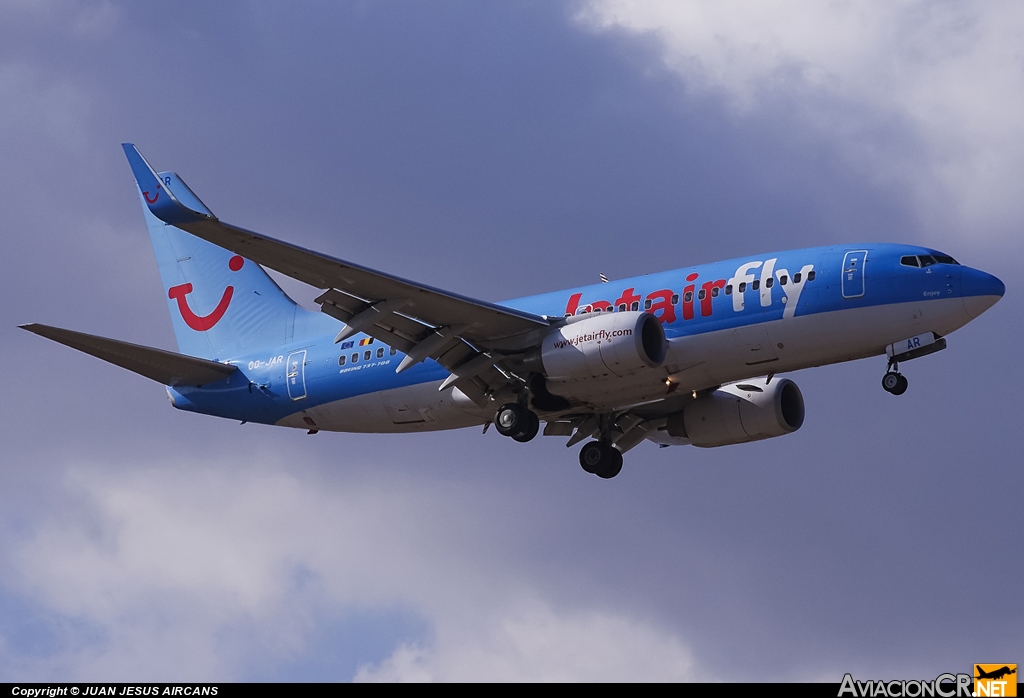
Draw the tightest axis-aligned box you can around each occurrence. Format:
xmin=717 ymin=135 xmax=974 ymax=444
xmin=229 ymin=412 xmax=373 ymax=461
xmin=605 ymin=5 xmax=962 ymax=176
xmin=129 ymin=155 xmax=303 ymax=360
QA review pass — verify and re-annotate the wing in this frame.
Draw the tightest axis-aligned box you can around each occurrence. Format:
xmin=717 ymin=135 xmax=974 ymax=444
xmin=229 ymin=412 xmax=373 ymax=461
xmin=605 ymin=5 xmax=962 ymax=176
xmin=123 ymin=144 xmax=553 ymax=405
xmin=21 ymin=324 xmax=237 ymax=387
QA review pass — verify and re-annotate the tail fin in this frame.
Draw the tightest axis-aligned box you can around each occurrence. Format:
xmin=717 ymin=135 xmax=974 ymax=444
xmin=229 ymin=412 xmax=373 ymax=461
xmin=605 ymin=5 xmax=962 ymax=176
xmin=124 ymin=144 xmax=303 ymax=360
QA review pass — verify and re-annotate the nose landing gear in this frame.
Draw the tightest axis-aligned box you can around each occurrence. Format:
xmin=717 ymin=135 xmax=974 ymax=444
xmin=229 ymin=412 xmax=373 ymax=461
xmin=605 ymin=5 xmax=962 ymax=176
xmin=882 ymin=360 xmax=908 ymax=395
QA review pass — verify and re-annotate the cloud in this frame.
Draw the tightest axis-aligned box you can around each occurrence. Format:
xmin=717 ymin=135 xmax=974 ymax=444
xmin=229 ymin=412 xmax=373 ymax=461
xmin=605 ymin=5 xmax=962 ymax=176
xmin=0 ymin=64 xmax=91 ymax=155
xmin=2 ymin=2 xmax=1020 ymax=683
xmin=0 ymin=454 xmax=696 ymax=681
xmin=355 ymin=598 xmax=696 ymax=682
xmin=0 ymin=0 xmax=119 ymax=39
xmin=576 ymin=1 xmax=1024 ymax=244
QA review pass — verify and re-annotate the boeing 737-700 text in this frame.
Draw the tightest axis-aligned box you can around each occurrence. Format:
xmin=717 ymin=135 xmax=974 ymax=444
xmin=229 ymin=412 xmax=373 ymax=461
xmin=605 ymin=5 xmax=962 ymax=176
xmin=21 ymin=144 xmax=1005 ymax=479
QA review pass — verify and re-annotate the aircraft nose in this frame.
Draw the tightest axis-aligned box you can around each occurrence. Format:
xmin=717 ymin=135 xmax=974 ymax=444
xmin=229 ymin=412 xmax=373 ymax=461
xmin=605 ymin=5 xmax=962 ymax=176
xmin=961 ymin=267 xmax=1005 ymax=319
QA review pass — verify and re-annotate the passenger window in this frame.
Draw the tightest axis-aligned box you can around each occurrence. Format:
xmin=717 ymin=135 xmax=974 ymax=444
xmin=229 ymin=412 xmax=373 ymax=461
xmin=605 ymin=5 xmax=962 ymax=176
xmin=683 ymin=291 xmax=693 ymax=303
xmin=793 ymin=273 xmax=801 ymax=283
xmin=376 ymin=347 xmax=384 ymax=358
xmin=390 ymin=347 xmax=397 ymax=355
xmin=351 ymin=353 xmax=358 ymax=363
xmin=807 ymin=271 xmax=816 ymax=281
xmin=765 ymin=278 xmax=774 ymax=288
xmin=900 ymin=255 xmax=920 ymax=267
xmin=697 ymin=289 xmax=706 ymax=300
xmin=338 ymin=355 xmax=346 ymax=366
xmin=618 ymin=303 xmax=626 ymax=312
xmin=364 ymin=350 xmax=371 ymax=361
xmin=725 ymin=285 xmax=732 ymax=295
xmin=752 ymin=280 xmax=760 ymax=290
xmin=644 ymin=299 xmax=652 ymax=310
xmin=919 ymin=255 xmax=937 ymax=267
xmin=671 ymin=294 xmax=679 ymax=305
xmin=711 ymin=287 xmax=719 ymax=297
xmin=738 ymin=282 xmax=746 ymax=293
xmin=630 ymin=301 xmax=639 ymax=311
xmin=779 ymin=275 xmax=788 ymax=285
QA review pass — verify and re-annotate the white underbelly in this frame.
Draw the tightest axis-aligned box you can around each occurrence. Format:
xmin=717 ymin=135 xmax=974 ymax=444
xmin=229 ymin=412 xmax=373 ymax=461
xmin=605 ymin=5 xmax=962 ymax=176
xmin=277 ymin=297 xmax=972 ymax=430
xmin=550 ymin=297 xmax=972 ymax=410
xmin=276 ymin=380 xmax=487 ymax=433
xmin=672 ymin=296 xmax=972 ymax=390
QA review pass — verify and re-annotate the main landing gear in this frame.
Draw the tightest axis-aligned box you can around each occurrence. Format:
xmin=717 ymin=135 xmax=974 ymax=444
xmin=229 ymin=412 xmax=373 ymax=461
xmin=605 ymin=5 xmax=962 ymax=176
xmin=882 ymin=361 xmax=909 ymax=395
xmin=578 ymin=441 xmax=623 ymax=479
xmin=493 ymin=402 xmax=624 ymax=479
xmin=494 ymin=402 xmax=540 ymax=442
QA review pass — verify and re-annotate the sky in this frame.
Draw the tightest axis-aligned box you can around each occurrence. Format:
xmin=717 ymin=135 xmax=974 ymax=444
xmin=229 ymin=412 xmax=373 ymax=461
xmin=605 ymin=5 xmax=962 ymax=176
xmin=0 ymin=0 xmax=1021 ymax=682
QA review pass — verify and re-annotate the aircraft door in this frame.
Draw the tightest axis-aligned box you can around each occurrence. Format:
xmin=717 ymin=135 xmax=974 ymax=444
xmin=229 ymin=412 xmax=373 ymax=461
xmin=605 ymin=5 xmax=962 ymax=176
xmin=842 ymin=250 xmax=868 ymax=298
xmin=286 ymin=350 xmax=307 ymax=401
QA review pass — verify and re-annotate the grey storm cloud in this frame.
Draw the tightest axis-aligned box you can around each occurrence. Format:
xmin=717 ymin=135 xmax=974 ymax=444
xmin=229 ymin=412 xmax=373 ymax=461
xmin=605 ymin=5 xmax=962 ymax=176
xmin=0 ymin=0 xmax=1020 ymax=682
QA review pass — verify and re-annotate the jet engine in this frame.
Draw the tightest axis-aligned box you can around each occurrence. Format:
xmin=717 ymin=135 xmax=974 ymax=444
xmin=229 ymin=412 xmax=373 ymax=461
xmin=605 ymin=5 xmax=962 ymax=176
xmin=667 ymin=378 xmax=805 ymax=447
xmin=523 ymin=311 xmax=667 ymax=381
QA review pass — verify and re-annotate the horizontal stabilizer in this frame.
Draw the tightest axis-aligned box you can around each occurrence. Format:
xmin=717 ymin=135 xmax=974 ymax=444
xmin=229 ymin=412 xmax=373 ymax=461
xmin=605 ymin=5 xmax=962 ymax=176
xmin=20 ymin=324 xmax=237 ymax=387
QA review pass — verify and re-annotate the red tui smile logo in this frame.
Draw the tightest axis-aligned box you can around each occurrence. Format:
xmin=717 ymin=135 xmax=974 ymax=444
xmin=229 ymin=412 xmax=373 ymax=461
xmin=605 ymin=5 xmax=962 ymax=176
xmin=168 ymin=255 xmax=244 ymax=331
xmin=143 ymin=184 xmax=161 ymax=204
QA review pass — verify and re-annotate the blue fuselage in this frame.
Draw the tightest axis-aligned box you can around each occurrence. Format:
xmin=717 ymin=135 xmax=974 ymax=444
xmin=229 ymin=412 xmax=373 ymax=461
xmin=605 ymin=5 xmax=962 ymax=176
xmin=167 ymin=243 xmax=1003 ymax=431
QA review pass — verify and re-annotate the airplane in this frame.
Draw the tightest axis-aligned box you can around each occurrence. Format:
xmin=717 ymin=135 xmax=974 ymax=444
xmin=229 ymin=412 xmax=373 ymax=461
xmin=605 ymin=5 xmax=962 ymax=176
xmin=975 ymin=666 xmax=1016 ymax=681
xmin=20 ymin=144 xmax=1005 ymax=479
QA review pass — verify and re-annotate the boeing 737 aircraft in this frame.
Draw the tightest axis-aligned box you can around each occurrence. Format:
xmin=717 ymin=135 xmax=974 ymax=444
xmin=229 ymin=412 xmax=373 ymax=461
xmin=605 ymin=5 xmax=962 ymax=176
xmin=21 ymin=144 xmax=1005 ymax=479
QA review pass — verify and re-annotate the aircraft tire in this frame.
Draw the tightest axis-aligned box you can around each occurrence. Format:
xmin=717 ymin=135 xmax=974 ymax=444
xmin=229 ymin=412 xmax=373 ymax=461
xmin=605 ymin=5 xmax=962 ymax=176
xmin=596 ymin=447 xmax=623 ymax=479
xmin=892 ymin=374 xmax=908 ymax=395
xmin=495 ymin=403 xmax=529 ymax=438
xmin=512 ymin=411 xmax=540 ymax=443
xmin=579 ymin=442 xmax=603 ymax=473
xmin=579 ymin=442 xmax=623 ymax=478
xmin=882 ymin=372 xmax=901 ymax=394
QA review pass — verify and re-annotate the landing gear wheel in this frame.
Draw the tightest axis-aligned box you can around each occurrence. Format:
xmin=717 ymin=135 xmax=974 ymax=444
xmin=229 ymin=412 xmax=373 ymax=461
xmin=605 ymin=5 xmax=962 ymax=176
xmin=882 ymin=372 xmax=908 ymax=395
xmin=578 ymin=442 xmax=624 ymax=479
xmin=495 ymin=403 xmax=528 ymax=437
xmin=579 ymin=442 xmax=603 ymax=473
xmin=579 ymin=442 xmax=602 ymax=473
xmin=597 ymin=449 xmax=623 ymax=479
xmin=893 ymin=374 xmax=908 ymax=395
xmin=512 ymin=410 xmax=540 ymax=443
xmin=495 ymin=403 xmax=540 ymax=440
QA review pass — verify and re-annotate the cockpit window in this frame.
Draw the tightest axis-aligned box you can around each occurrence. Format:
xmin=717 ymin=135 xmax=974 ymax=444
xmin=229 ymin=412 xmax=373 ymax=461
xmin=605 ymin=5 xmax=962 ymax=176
xmin=902 ymin=253 xmax=959 ymax=267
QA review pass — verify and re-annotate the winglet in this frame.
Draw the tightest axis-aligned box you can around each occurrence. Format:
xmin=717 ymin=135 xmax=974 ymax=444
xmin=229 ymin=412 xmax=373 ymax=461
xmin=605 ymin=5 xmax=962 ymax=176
xmin=121 ymin=143 xmax=216 ymax=226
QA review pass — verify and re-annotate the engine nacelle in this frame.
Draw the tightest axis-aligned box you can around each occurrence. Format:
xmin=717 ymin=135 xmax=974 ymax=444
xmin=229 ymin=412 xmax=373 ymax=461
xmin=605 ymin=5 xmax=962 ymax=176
xmin=528 ymin=311 xmax=667 ymax=381
xmin=667 ymin=378 xmax=805 ymax=447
